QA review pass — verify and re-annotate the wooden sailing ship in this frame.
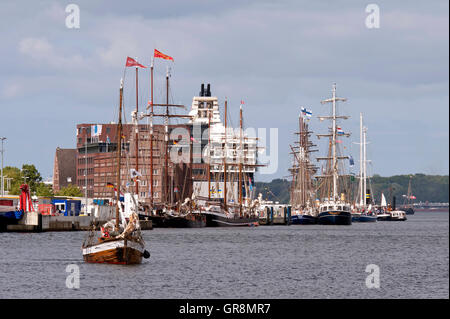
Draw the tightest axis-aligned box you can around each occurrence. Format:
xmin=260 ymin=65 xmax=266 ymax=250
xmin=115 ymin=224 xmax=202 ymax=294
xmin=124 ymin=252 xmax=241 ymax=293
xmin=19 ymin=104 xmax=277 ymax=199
xmin=289 ymin=109 xmax=319 ymax=224
xmin=82 ymin=78 xmax=150 ymax=264
xmin=200 ymin=99 xmax=262 ymax=227
xmin=140 ymin=57 xmax=206 ymax=228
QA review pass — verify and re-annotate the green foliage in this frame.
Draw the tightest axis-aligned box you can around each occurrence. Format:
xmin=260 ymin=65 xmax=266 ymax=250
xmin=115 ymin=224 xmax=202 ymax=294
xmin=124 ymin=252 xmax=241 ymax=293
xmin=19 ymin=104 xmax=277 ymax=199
xmin=21 ymin=164 xmax=42 ymax=193
xmin=254 ymin=174 xmax=449 ymax=204
xmin=3 ymin=165 xmax=47 ymax=196
xmin=55 ymin=184 xmax=83 ymax=197
xmin=35 ymin=183 xmax=54 ymax=197
xmin=254 ymin=178 xmax=291 ymax=204
xmin=370 ymin=174 xmax=449 ymax=203
xmin=3 ymin=166 xmax=22 ymax=195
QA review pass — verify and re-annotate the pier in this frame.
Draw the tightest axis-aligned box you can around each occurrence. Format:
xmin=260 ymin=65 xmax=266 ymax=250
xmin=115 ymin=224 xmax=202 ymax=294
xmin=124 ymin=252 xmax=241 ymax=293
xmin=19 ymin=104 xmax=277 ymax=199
xmin=2 ymin=212 xmax=153 ymax=232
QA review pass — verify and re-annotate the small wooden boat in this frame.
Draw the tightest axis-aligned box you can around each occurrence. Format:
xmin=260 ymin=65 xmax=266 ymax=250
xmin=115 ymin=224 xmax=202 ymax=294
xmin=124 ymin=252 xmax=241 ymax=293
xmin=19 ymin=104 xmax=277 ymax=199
xmin=82 ymin=210 xmax=150 ymax=264
xmin=82 ymin=78 xmax=149 ymax=265
xmin=82 ymin=236 xmax=146 ymax=265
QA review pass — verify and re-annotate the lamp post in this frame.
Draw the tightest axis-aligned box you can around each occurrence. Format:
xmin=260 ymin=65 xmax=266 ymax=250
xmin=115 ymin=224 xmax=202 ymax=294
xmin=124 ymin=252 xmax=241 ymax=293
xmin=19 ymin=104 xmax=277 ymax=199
xmin=1 ymin=137 xmax=6 ymax=196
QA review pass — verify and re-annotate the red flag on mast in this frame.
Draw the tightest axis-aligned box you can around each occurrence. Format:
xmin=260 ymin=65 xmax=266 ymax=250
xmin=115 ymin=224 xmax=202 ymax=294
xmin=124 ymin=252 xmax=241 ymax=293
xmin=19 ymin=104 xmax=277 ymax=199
xmin=125 ymin=57 xmax=147 ymax=68
xmin=154 ymin=49 xmax=174 ymax=61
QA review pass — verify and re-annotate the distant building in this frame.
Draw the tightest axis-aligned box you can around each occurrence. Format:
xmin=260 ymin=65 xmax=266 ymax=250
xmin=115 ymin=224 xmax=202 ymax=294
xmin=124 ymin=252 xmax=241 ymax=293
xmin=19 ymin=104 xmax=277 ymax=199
xmin=75 ymin=122 xmax=205 ymax=204
xmin=52 ymin=148 xmax=77 ymax=193
xmin=70 ymin=84 xmax=257 ymax=207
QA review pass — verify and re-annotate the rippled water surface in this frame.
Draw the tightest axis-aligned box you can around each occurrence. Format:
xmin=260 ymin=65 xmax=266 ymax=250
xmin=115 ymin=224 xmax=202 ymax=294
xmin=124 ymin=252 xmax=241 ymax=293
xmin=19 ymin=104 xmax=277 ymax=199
xmin=0 ymin=211 xmax=448 ymax=298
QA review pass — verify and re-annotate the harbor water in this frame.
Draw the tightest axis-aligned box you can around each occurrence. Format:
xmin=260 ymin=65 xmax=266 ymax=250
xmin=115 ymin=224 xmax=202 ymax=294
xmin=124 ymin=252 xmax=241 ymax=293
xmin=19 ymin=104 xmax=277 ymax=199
xmin=0 ymin=211 xmax=448 ymax=298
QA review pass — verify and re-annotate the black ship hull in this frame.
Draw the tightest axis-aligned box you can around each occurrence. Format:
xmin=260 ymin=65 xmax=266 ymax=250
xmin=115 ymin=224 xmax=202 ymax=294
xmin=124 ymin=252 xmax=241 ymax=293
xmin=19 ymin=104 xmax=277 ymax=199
xmin=317 ymin=211 xmax=352 ymax=225
xmin=291 ymin=214 xmax=317 ymax=225
xmin=145 ymin=213 xmax=206 ymax=228
xmin=204 ymin=212 xmax=259 ymax=227
xmin=163 ymin=214 xmax=207 ymax=228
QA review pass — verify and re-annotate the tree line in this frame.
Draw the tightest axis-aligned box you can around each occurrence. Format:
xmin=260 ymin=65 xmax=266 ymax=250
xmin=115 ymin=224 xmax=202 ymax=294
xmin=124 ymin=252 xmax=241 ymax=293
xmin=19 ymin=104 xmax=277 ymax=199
xmin=255 ymin=174 xmax=449 ymax=204
xmin=2 ymin=164 xmax=83 ymax=197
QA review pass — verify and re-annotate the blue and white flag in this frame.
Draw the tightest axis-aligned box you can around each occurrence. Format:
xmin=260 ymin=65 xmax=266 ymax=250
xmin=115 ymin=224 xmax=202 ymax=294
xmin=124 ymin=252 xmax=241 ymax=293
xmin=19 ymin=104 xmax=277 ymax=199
xmin=91 ymin=124 xmax=102 ymax=137
xmin=300 ymin=107 xmax=312 ymax=118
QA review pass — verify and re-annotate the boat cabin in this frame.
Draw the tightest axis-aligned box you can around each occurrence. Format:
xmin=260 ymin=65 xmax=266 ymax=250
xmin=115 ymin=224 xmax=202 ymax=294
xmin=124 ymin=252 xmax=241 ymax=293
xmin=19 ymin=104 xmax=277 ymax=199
xmin=320 ymin=203 xmax=351 ymax=213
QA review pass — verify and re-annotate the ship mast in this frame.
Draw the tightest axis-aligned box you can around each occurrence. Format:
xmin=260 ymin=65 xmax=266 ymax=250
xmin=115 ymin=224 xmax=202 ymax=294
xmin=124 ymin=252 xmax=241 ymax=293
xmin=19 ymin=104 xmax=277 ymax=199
xmin=164 ymin=66 xmax=169 ymax=205
xmin=223 ymin=98 xmax=228 ymax=211
xmin=208 ymin=110 xmax=211 ymax=201
xmin=363 ymin=125 xmax=367 ymax=210
xmin=149 ymin=57 xmax=154 ymax=208
xmin=135 ymin=59 xmax=140 ymax=196
xmin=317 ymin=83 xmax=348 ymax=202
xmin=115 ymin=79 xmax=124 ymax=230
xmin=359 ymin=113 xmax=363 ymax=207
xmin=331 ymin=85 xmax=337 ymax=200
xmin=239 ymin=104 xmax=243 ymax=215
xmin=290 ymin=112 xmax=318 ymax=208
xmin=142 ymin=66 xmax=192 ymax=208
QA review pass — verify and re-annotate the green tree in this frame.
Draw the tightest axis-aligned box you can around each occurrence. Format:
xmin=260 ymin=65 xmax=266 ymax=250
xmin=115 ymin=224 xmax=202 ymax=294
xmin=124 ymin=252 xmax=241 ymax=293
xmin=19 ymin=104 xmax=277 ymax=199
xmin=4 ymin=165 xmax=47 ymax=196
xmin=55 ymin=184 xmax=83 ymax=197
xmin=21 ymin=164 xmax=42 ymax=194
xmin=3 ymin=166 xmax=23 ymax=195
xmin=35 ymin=183 xmax=54 ymax=197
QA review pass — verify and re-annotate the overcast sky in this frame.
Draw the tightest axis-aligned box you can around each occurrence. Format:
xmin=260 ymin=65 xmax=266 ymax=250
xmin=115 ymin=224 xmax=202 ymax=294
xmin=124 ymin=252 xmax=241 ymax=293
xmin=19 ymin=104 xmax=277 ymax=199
xmin=0 ymin=0 xmax=448 ymax=182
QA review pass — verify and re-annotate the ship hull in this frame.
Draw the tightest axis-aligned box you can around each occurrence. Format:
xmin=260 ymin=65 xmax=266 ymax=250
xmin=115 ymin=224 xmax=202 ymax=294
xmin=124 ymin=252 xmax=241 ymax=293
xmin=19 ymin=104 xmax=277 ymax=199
xmin=358 ymin=215 xmax=377 ymax=222
xmin=376 ymin=213 xmax=390 ymax=221
xmin=82 ymin=239 xmax=144 ymax=265
xmin=163 ymin=214 xmax=207 ymax=228
xmin=400 ymin=207 xmax=415 ymax=215
xmin=291 ymin=214 xmax=317 ymax=225
xmin=204 ymin=212 xmax=259 ymax=227
xmin=147 ymin=215 xmax=167 ymax=228
xmin=317 ymin=211 xmax=352 ymax=225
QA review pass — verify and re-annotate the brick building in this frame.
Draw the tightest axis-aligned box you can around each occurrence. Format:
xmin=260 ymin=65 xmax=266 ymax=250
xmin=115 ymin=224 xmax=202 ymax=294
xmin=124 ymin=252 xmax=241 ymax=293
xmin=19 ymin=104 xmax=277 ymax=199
xmin=53 ymin=147 xmax=77 ymax=193
xmin=75 ymin=122 xmax=208 ymax=205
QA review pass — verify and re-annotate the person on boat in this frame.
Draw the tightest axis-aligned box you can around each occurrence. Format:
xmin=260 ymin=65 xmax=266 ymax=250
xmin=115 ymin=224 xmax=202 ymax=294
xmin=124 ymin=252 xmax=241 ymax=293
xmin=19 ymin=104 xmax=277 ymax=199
xmin=101 ymin=226 xmax=110 ymax=238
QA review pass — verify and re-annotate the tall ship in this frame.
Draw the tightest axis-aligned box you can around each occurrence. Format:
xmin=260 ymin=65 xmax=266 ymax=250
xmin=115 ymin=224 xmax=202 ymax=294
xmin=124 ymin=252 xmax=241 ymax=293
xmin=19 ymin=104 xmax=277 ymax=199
xmin=135 ymin=54 xmax=206 ymax=228
xmin=352 ymin=113 xmax=377 ymax=222
xmin=188 ymin=87 xmax=261 ymax=227
xmin=399 ymin=176 xmax=415 ymax=215
xmin=289 ymin=108 xmax=319 ymax=224
xmin=315 ymin=83 xmax=352 ymax=225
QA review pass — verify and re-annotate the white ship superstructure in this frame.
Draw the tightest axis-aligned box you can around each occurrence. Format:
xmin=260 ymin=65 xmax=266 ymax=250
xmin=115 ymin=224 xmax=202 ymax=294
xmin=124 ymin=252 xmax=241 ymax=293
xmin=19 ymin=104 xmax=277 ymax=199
xmin=188 ymin=84 xmax=258 ymax=204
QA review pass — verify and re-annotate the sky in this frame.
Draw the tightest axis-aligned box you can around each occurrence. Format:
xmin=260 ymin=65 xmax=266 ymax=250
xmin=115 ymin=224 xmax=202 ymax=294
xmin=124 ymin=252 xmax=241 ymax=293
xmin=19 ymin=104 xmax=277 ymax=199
xmin=0 ymin=0 xmax=448 ymax=182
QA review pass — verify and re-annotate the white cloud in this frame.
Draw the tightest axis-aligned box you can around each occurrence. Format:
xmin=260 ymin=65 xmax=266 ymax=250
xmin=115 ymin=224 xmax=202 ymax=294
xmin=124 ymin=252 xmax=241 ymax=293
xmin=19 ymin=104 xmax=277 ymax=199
xmin=1 ymin=82 xmax=21 ymax=98
xmin=18 ymin=37 xmax=86 ymax=70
